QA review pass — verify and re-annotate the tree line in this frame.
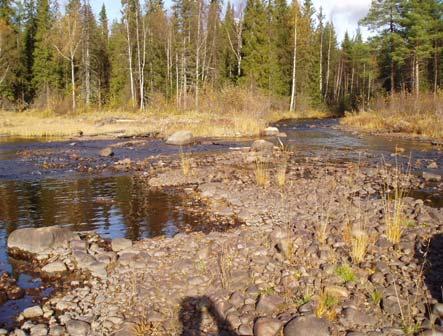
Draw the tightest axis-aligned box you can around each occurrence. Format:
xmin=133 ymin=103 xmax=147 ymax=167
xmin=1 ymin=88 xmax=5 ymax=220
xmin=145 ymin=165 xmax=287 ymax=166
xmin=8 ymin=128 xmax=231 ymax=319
xmin=0 ymin=0 xmax=442 ymax=113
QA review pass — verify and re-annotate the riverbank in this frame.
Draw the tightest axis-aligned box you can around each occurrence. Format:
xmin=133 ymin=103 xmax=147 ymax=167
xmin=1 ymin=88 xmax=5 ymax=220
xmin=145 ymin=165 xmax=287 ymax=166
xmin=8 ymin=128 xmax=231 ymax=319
xmin=3 ymin=141 xmax=443 ymax=336
xmin=0 ymin=108 xmax=329 ymax=139
xmin=341 ymin=93 xmax=443 ymax=141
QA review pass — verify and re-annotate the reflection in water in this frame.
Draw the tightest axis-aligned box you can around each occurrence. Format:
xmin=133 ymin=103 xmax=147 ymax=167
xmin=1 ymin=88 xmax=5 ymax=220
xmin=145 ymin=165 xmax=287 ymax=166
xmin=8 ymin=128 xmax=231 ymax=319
xmin=0 ymin=175 xmax=202 ymax=274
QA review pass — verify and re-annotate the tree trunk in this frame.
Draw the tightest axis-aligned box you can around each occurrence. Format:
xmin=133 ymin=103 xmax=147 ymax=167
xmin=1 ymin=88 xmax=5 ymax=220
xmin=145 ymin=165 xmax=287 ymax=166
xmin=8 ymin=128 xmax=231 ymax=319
xmin=125 ymin=11 xmax=135 ymax=108
xmin=324 ymin=25 xmax=332 ymax=101
xmin=415 ymin=54 xmax=419 ymax=98
xmin=319 ymin=23 xmax=323 ymax=95
xmin=71 ymin=56 xmax=76 ymax=112
xmin=195 ymin=0 xmax=201 ymax=111
xmin=289 ymin=11 xmax=297 ymax=112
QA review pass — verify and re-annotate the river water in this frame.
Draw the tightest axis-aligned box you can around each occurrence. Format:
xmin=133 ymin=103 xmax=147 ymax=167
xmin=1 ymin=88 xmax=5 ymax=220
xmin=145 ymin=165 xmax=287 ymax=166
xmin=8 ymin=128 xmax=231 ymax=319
xmin=0 ymin=118 xmax=441 ymax=328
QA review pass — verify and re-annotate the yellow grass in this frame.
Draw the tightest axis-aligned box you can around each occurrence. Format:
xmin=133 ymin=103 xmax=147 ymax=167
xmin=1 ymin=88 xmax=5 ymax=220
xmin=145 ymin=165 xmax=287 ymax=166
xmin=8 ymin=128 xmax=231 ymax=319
xmin=351 ymin=228 xmax=369 ymax=263
xmin=0 ymin=88 xmax=333 ymax=139
xmin=254 ymin=160 xmax=270 ymax=187
xmin=341 ymin=92 xmax=443 ymax=139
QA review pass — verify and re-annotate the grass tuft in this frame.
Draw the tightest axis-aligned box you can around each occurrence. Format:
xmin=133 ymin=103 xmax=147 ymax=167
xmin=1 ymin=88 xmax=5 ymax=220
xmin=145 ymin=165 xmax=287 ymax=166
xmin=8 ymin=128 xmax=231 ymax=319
xmin=351 ymin=228 xmax=369 ymax=263
xmin=315 ymin=291 xmax=339 ymax=320
xmin=255 ymin=160 xmax=270 ymax=187
xmin=335 ymin=264 xmax=357 ymax=283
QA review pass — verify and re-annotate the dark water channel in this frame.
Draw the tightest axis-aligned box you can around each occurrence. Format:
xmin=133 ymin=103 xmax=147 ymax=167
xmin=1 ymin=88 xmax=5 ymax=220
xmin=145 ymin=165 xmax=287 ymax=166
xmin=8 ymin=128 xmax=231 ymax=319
xmin=0 ymin=118 xmax=442 ymax=328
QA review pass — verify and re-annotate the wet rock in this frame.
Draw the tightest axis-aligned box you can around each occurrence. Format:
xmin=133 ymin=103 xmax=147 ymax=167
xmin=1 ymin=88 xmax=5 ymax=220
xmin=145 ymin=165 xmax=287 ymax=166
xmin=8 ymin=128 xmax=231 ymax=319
xmin=284 ymin=315 xmax=331 ymax=336
xmin=251 ymin=140 xmax=274 ymax=154
xmin=111 ymin=238 xmax=133 ymax=252
xmin=166 ymin=131 xmax=193 ymax=146
xmin=42 ymin=261 xmax=67 ymax=273
xmin=262 ymin=127 xmax=280 ymax=137
xmin=8 ymin=226 xmax=79 ymax=254
xmin=23 ymin=306 xmax=44 ymax=319
xmin=66 ymin=320 xmax=91 ymax=336
xmin=427 ymin=162 xmax=438 ymax=169
xmin=423 ymin=172 xmax=441 ymax=182
xmin=99 ymin=147 xmax=114 ymax=157
xmin=254 ymin=317 xmax=283 ymax=336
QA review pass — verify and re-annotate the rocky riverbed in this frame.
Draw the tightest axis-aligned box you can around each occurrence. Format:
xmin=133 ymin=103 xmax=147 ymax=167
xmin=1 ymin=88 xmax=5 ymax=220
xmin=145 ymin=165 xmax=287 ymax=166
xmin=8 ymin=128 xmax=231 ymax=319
xmin=2 ymin=139 xmax=442 ymax=336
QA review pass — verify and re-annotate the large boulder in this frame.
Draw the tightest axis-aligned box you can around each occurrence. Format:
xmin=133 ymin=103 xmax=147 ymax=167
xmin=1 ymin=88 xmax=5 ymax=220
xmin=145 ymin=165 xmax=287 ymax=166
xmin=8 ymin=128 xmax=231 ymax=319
xmin=166 ymin=131 xmax=194 ymax=146
xmin=8 ymin=226 xmax=79 ymax=254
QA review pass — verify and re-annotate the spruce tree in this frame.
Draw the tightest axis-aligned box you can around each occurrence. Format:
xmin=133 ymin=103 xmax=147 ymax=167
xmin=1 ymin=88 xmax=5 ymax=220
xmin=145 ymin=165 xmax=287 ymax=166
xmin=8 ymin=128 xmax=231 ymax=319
xmin=32 ymin=0 xmax=57 ymax=106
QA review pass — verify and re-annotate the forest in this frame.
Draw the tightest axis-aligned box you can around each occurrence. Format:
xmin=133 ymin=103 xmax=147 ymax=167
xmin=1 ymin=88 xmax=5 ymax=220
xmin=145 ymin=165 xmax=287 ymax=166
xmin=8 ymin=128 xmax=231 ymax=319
xmin=0 ymin=0 xmax=442 ymax=120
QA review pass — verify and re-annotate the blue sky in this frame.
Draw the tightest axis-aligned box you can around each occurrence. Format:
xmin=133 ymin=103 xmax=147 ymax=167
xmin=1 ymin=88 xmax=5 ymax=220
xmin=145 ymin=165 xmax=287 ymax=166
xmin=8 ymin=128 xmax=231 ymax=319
xmin=89 ymin=0 xmax=371 ymax=41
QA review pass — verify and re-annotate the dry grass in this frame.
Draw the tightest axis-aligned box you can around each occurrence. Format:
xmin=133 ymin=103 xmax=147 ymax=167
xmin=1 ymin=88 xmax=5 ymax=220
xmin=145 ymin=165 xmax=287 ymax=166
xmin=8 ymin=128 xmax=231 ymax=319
xmin=179 ymin=148 xmax=191 ymax=176
xmin=383 ymin=163 xmax=410 ymax=244
xmin=315 ymin=291 xmax=339 ymax=320
xmin=342 ymin=92 xmax=443 ymax=139
xmin=0 ymin=88 xmax=332 ymax=139
xmin=132 ymin=319 xmax=162 ymax=336
xmin=350 ymin=228 xmax=369 ymax=263
xmin=254 ymin=160 xmax=270 ymax=187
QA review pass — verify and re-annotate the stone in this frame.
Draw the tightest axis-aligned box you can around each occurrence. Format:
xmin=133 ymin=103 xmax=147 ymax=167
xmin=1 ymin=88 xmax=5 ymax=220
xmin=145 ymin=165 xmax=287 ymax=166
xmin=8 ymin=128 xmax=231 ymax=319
xmin=419 ymin=329 xmax=443 ymax=336
xmin=423 ymin=172 xmax=441 ymax=182
xmin=254 ymin=317 xmax=282 ymax=336
xmin=42 ymin=262 xmax=67 ymax=273
xmin=111 ymin=238 xmax=133 ymax=252
xmin=251 ymin=140 xmax=274 ymax=153
xmin=342 ymin=307 xmax=376 ymax=327
xmin=49 ymin=326 xmax=66 ymax=336
xmin=324 ymin=285 xmax=349 ymax=299
xmin=433 ymin=304 xmax=443 ymax=318
xmin=166 ymin=131 xmax=193 ymax=146
xmin=284 ymin=315 xmax=331 ymax=336
xmin=238 ymin=324 xmax=254 ymax=335
xmin=30 ymin=324 xmax=47 ymax=336
xmin=99 ymin=147 xmax=114 ymax=157
xmin=256 ymin=295 xmax=284 ymax=314
xmin=72 ymin=251 xmax=96 ymax=267
xmin=23 ymin=306 xmax=43 ymax=319
xmin=262 ymin=127 xmax=280 ymax=137
xmin=8 ymin=226 xmax=78 ymax=254
xmin=229 ymin=292 xmax=245 ymax=308
xmin=86 ymin=262 xmax=107 ymax=279
xmin=427 ymin=162 xmax=438 ymax=169
xmin=65 ymin=320 xmax=91 ymax=336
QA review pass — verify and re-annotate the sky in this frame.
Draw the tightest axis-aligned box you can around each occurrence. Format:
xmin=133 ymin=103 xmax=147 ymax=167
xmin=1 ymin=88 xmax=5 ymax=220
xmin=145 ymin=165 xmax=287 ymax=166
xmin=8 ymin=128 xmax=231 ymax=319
xmin=90 ymin=0 xmax=372 ymax=41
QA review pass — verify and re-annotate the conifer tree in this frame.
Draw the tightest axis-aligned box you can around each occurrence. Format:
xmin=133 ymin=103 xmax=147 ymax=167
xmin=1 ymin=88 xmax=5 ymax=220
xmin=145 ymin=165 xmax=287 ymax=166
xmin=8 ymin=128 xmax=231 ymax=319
xmin=32 ymin=0 xmax=57 ymax=107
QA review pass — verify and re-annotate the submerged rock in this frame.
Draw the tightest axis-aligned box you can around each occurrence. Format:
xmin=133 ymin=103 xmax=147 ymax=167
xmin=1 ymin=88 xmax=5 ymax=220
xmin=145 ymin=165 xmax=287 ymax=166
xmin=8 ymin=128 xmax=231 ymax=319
xmin=8 ymin=226 xmax=79 ymax=254
xmin=166 ymin=131 xmax=194 ymax=146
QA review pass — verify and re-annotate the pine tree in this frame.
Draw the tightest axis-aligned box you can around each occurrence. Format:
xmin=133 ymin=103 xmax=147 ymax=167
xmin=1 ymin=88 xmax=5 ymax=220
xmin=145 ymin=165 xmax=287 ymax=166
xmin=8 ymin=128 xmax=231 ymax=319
xmin=361 ymin=0 xmax=406 ymax=95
